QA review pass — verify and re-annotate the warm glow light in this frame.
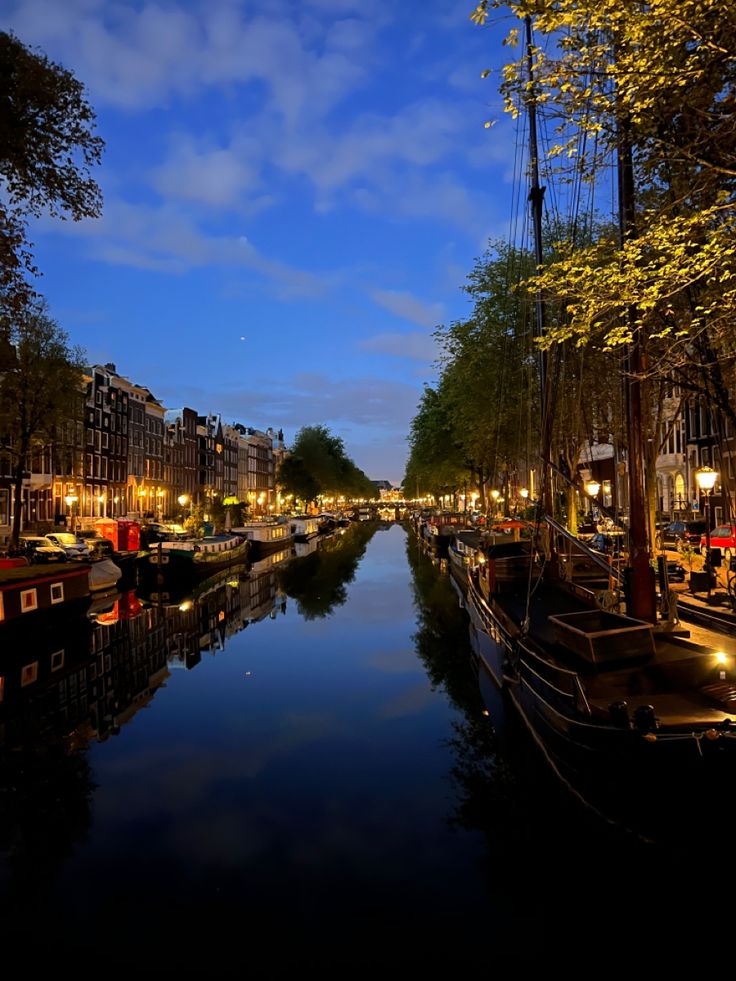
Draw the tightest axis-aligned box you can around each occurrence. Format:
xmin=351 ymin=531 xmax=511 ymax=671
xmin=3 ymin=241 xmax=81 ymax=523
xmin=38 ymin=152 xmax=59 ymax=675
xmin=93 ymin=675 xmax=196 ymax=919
xmin=178 ymin=494 xmax=189 ymax=506
xmin=178 ymin=601 xmax=193 ymax=612
xmin=715 ymin=651 xmax=728 ymax=665
xmin=520 ymin=488 xmax=529 ymax=499
xmin=585 ymin=479 xmax=601 ymax=497
xmin=491 ymin=489 xmax=500 ymax=501
xmin=695 ymin=466 xmax=718 ymax=492
xmin=64 ymin=493 xmax=78 ymax=507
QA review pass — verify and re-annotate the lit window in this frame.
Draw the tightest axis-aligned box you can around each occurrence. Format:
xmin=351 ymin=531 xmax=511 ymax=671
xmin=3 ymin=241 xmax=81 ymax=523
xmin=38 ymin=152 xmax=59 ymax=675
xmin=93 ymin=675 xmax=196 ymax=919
xmin=20 ymin=588 xmax=38 ymax=613
xmin=21 ymin=662 xmax=38 ymax=686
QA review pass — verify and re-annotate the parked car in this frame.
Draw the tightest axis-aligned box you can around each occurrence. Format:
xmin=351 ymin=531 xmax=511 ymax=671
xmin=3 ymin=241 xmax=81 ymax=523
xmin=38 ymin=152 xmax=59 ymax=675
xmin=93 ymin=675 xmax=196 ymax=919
xmin=75 ymin=530 xmax=115 ymax=558
xmin=700 ymin=525 xmax=736 ymax=563
xmin=44 ymin=532 xmax=91 ymax=561
xmin=656 ymin=520 xmax=707 ymax=551
xmin=11 ymin=535 xmax=67 ymax=564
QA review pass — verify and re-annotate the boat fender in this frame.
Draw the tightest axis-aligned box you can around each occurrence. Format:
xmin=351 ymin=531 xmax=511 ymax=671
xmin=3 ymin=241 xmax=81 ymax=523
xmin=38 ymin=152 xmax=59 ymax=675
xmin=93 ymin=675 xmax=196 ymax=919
xmin=608 ymin=701 xmax=631 ymax=728
xmin=633 ymin=704 xmax=657 ymax=732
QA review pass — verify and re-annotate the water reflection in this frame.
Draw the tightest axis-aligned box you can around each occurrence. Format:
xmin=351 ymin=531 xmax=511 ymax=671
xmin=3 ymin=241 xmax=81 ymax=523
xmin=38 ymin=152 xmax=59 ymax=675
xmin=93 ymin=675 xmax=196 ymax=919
xmin=277 ymin=521 xmax=378 ymax=619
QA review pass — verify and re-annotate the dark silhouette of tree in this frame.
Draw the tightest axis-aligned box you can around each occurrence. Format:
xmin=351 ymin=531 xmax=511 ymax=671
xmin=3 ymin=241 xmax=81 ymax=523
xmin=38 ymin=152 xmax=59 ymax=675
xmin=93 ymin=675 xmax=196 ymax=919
xmin=0 ymin=30 xmax=103 ymax=312
xmin=0 ymin=301 xmax=86 ymax=546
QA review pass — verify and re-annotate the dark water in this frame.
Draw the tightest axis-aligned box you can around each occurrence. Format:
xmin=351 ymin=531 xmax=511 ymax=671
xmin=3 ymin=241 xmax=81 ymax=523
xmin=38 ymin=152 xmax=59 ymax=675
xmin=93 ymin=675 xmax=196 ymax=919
xmin=0 ymin=523 xmax=728 ymax=969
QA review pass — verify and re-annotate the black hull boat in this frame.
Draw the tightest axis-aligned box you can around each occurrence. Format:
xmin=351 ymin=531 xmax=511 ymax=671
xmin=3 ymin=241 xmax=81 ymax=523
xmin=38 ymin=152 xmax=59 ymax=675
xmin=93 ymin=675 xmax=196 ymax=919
xmin=143 ymin=534 xmax=250 ymax=585
xmin=463 ymin=540 xmax=736 ymax=839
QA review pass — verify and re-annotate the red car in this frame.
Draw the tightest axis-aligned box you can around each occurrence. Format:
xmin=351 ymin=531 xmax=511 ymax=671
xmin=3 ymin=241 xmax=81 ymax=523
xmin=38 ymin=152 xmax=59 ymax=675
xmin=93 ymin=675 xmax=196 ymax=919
xmin=701 ymin=525 xmax=736 ymax=563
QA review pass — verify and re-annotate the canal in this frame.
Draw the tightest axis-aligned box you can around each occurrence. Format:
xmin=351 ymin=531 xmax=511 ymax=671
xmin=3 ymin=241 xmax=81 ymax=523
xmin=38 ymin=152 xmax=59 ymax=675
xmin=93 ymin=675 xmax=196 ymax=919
xmin=0 ymin=522 xmax=726 ymax=969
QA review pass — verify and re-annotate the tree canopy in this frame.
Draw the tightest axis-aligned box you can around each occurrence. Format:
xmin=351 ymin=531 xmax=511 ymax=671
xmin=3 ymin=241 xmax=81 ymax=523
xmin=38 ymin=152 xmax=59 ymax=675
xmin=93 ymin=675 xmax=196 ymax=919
xmin=277 ymin=425 xmax=377 ymax=506
xmin=0 ymin=31 xmax=104 ymax=312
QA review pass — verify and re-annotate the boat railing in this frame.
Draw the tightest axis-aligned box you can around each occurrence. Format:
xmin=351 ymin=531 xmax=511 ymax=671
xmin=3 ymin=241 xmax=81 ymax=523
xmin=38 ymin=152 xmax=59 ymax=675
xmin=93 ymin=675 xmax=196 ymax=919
xmin=546 ymin=516 xmax=624 ymax=583
xmin=517 ymin=637 xmax=591 ymax=714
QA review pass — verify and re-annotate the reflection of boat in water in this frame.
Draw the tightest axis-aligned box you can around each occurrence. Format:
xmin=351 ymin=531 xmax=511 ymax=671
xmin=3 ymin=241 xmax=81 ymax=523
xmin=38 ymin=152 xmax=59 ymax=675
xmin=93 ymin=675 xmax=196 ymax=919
xmin=247 ymin=546 xmax=293 ymax=576
xmin=293 ymin=537 xmax=320 ymax=559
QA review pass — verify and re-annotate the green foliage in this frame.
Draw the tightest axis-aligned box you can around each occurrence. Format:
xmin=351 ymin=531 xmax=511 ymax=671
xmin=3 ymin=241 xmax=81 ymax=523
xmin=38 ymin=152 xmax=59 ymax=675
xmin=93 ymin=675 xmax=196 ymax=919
xmin=403 ymin=384 xmax=468 ymax=500
xmin=277 ymin=425 xmax=376 ymax=506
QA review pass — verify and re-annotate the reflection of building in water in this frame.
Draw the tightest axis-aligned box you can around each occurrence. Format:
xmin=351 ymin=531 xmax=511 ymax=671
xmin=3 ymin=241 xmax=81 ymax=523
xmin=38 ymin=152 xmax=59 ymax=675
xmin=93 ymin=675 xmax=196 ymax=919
xmin=240 ymin=567 xmax=286 ymax=623
xmin=0 ymin=619 xmax=94 ymax=750
xmin=83 ymin=596 xmax=169 ymax=741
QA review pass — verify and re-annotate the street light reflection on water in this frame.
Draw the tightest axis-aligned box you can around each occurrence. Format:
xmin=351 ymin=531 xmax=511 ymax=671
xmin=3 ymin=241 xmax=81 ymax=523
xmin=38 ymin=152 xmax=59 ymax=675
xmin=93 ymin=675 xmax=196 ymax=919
xmin=0 ymin=521 xmax=729 ymax=970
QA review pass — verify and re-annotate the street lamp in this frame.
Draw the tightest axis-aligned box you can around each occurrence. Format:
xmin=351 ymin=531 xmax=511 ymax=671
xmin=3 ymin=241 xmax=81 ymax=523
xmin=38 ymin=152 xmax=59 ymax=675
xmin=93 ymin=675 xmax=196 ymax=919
xmin=64 ymin=491 xmax=78 ymax=531
xmin=695 ymin=465 xmax=718 ymax=599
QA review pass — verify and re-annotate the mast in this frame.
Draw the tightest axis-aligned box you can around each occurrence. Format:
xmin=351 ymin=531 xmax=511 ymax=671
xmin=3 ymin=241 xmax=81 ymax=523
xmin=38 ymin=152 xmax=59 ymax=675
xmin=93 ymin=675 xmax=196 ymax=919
xmin=615 ymin=50 xmax=657 ymax=623
xmin=525 ymin=15 xmax=557 ymax=561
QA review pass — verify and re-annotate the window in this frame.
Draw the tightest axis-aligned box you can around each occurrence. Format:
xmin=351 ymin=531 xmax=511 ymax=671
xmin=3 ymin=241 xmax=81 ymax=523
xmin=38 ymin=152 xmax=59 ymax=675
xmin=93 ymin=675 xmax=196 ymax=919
xmin=50 ymin=582 xmax=65 ymax=604
xmin=51 ymin=650 xmax=65 ymax=671
xmin=102 ymin=432 xmax=109 ymax=449
xmin=20 ymin=588 xmax=38 ymax=613
xmin=20 ymin=662 xmax=38 ymax=686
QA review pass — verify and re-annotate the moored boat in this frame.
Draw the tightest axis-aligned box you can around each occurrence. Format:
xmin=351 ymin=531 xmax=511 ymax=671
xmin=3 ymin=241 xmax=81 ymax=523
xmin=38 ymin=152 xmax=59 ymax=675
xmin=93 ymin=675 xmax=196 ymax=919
xmin=88 ymin=558 xmax=123 ymax=593
xmin=231 ymin=520 xmax=293 ymax=560
xmin=290 ymin=515 xmax=320 ymax=541
xmin=145 ymin=533 xmax=249 ymax=579
xmin=0 ymin=560 xmax=91 ymax=624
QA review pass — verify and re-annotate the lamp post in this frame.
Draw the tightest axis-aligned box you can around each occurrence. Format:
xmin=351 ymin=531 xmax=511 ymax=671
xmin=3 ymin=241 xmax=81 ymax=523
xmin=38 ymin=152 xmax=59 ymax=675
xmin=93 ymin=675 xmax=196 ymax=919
xmin=490 ymin=488 xmax=500 ymax=518
xmin=178 ymin=494 xmax=190 ymax=525
xmin=695 ymin=465 xmax=718 ymax=599
xmin=64 ymin=491 xmax=78 ymax=532
xmin=585 ymin=478 xmax=601 ymax=527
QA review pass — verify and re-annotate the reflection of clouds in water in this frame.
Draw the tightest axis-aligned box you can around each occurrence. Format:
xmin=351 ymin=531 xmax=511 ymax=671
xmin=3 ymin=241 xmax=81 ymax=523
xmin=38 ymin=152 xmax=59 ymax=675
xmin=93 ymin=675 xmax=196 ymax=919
xmin=367 ymin=648 xmax=419 ymax=674
xmin=350 ymin=580 xmax=413 ymax=622
xmin=95 ymin=712 xmax=341 ymax=821
xmin=377 ymin=682 xmax=436 ymax=719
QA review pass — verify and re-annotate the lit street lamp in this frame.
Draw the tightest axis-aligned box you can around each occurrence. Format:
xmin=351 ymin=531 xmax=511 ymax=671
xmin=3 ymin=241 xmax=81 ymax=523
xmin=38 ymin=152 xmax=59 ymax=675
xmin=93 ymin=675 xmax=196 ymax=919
xmin=695 ymin=465 xmax=718 ymax=599
xmin=64 ymin=491 xmax=79 ymax=532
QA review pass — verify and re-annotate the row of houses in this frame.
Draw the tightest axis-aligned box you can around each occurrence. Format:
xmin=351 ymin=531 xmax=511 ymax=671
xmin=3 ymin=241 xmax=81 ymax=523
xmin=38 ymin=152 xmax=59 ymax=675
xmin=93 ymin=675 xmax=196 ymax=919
xmin=580 ymin=379 xmax=730 ymax=526
xmin=0 ymin=362 xmax=287 ymax=539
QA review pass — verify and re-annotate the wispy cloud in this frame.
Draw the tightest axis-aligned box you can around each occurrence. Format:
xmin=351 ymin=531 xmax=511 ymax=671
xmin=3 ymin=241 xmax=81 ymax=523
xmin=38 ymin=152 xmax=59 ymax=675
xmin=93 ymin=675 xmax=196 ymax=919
xmin=370 ymin=288 xmax=444 ymax=327
xmin=360 ymin=332 xmax=438 ymax=362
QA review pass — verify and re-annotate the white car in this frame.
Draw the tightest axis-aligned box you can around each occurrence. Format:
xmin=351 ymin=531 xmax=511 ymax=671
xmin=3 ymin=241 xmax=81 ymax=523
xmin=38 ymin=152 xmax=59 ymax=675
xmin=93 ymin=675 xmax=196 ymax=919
xmin=44 ymin=532 xmax=91 ymax=560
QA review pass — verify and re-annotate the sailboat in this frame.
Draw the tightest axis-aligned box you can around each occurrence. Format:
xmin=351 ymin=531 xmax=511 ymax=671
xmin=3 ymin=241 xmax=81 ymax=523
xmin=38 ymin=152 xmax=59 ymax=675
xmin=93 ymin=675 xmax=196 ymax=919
xmin=463 ymin=14 xmax=736 ymax=837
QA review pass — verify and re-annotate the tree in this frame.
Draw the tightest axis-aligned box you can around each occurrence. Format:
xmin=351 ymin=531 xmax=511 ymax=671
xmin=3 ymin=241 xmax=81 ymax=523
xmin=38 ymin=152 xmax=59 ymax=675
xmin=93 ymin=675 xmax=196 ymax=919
xmin=277 ymin=425 xmax=375 ymax=507
xmin=0 ymin=31 xmax=104 ymax=312
xmin=472 ymin=1 xmax=736 ymax=527
xmin=0 ymin=302 xmax=86 ymax=547
xmin=403 ymin=385 xmax=468 ymax=503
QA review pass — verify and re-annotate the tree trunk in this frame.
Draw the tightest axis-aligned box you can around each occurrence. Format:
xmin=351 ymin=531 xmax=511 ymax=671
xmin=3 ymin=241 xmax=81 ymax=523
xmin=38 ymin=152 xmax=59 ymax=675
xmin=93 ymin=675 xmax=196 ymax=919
xmin=10 ymin=452 xmax=26 ymax=548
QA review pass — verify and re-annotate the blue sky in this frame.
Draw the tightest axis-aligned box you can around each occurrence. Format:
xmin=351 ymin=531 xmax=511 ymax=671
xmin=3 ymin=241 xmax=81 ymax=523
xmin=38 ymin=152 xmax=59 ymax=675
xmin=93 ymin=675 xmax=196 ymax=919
xmin=2 ymin=0 xmax=516 ymax=485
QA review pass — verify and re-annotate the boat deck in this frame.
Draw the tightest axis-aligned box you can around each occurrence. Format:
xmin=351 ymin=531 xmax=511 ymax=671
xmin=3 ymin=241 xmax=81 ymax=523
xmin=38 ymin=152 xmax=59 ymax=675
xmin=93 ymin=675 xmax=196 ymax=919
xmin=494 ymin=583 xmax=736 ymax=725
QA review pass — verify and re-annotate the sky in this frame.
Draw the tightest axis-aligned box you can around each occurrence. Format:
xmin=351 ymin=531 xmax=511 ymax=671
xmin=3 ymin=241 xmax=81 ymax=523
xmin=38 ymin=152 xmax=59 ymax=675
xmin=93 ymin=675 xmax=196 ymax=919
xmin=2 ymin=0 xmax=517 ymax=486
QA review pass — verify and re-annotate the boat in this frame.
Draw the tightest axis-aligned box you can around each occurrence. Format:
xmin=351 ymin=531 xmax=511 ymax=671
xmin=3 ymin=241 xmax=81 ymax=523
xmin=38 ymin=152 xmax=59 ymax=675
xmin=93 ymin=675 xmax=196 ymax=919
xmin=144 ymin=532 xmax=249 ymax=579
xmin=290 ymin=515 xmax=320 ymax=542
xmin=457 ymin=13 xmax=736 ymax=838
xmin=231 ymin=520 xmax=293 ymax=560
xmin=88 ymin=557 xmax=123 ymax=593
xmin=0 ymin=558 xmax=90 ymax=624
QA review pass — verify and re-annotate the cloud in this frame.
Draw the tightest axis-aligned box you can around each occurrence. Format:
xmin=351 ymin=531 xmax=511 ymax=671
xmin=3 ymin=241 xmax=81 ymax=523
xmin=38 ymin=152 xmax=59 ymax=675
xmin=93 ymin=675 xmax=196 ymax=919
xmin=370 ymin=289 xmax=444 ymax=327
xmin=2 ymin=1 xmax=371 ymax=116
xmin=149 ymin=135 xmax=264 ymax=209
xmin=360 ymin=332 xmax=438 ymax=362
xmin=35 ymin=198 xmax=327 ymax=298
